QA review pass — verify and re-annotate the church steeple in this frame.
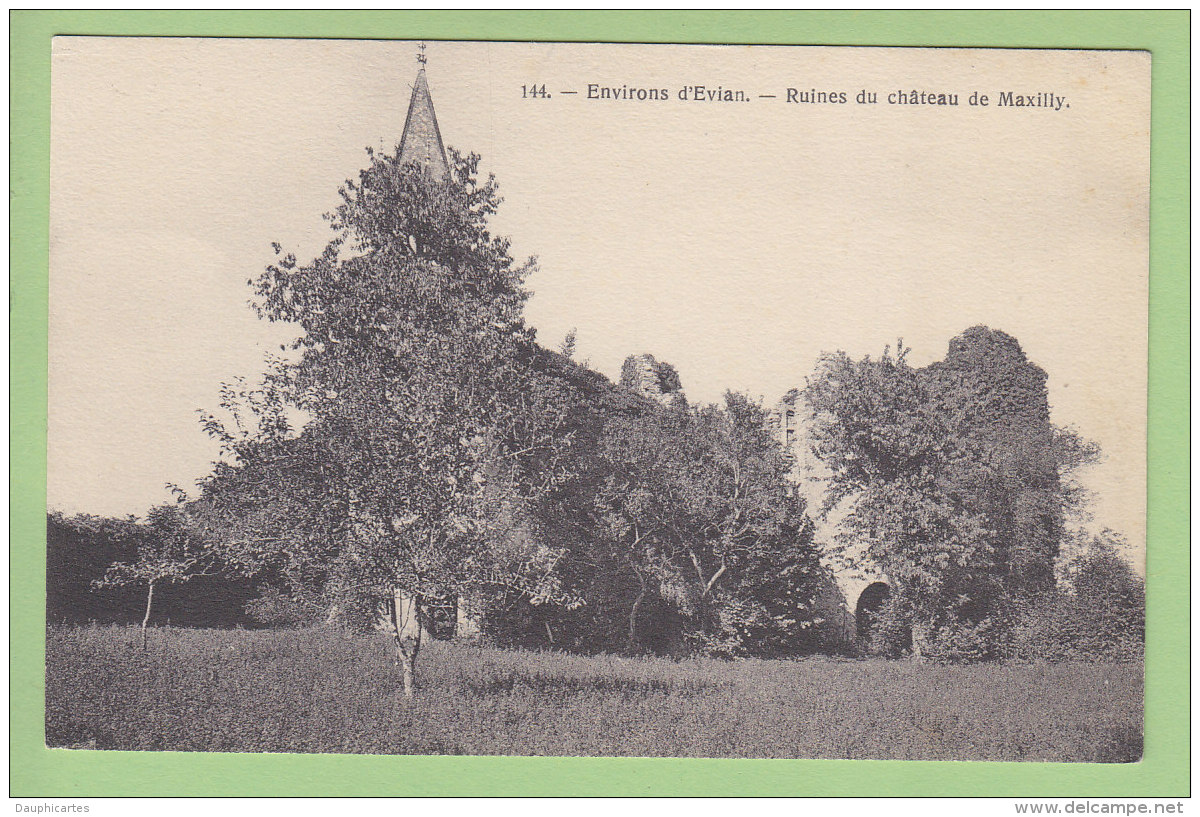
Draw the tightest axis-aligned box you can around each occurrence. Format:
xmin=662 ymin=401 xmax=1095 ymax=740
xmin=398 ymin=49 xmax=449 ymax=180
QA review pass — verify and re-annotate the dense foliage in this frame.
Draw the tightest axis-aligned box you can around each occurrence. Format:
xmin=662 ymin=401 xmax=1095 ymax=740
xmin=466 ymin=365 xmax=825 ymax=657
xmin=1004 ymin=529 xmax=1145 ymax=662
xmin=804 ymin=330 xmax=1111 ymax=659
xmin=591 ymin=393 xmax=822 ymax=656
xmin=56 ymin=139 xmax=1140 ymax=670
xmin=190 ymin=147 xmax=588 ymax=690
xmin=173 ymin=139 xmax=829 ymax=667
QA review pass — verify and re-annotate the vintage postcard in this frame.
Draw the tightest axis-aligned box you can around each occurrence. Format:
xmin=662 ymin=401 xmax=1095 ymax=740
xmin=45 ymin=37 xmax=1148 ymax=765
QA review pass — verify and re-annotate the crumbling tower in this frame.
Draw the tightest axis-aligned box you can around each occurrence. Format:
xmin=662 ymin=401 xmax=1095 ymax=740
xmin=620 ymin=354 xmax=687 ymax=409
xmin=771 ymin=390 xmax=887 ymax=650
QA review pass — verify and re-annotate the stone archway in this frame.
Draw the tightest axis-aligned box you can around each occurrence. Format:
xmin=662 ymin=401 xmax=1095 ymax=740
xmin=855 ymin=581 xmax=891 ymax=646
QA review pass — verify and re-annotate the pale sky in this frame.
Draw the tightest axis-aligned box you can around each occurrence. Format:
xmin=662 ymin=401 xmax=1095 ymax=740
xmin=49 ymin=39 xmax=1149 ymax=566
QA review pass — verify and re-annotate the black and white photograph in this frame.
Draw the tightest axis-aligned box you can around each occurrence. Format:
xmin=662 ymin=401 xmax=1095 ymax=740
xmin=46 ymin=38 xmax=1148 ymax=761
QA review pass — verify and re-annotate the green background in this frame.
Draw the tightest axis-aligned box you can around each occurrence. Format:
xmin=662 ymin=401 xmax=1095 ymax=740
xmin=10 ymin=10 xmax=1189 ymax=797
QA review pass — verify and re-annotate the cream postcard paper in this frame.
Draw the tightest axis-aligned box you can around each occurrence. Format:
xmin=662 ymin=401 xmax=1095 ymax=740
xmin=48 ymin=39 xmax=1147 ymax=760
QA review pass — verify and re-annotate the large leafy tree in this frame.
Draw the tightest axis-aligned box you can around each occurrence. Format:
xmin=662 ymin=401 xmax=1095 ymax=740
xmin=593 ymin=392 xmax=820 ymax=656
xmin=465 ymin=352 xmax=661 ymax=654
xmin=804 ymin=329 xmax=1099 ymax=656
xmin=681 ymin=395 xmax=823 ymax=656
xmin=199 ymin=147 xmax=575 ymax=694
xmin=804 ymin=343 xmax=995 ymax=651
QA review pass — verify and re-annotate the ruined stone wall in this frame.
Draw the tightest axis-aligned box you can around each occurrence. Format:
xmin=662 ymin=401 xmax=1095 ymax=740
xmin=620 ymin=354 xmax=686 ymax=408
xmin=772 ymin=391 xmax=886 ymax=651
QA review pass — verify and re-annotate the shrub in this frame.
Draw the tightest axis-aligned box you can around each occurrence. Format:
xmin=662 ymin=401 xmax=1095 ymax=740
xmin=243 ymin=586 xmax=326 ymax=628
xmin=1005 ymin=531 xmax=1145 ymax=662
xmin=862 ymin=528 xmax=1145 ymax=663
xmin=923 ymin=614 xmax=1006 ymax=663
xmin=1065 ymin=531 xmax=1144 ymax=660
xmin=863 ymin=594 xmax=913 ymax=658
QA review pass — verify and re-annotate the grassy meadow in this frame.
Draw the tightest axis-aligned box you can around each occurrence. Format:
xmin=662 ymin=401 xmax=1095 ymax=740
xmin=45 ymin=625 xmax=1142 ymax=761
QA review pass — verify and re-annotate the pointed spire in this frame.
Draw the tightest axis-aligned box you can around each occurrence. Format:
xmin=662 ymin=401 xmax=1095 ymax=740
xmin=398 ymin=52 xmax=449 ymax=181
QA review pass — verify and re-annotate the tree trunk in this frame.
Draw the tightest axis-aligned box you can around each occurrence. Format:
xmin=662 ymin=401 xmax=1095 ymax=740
xmin=455 ymin=595 xmax=480 ymax=639
xmin=910 ymin=621 xmax=931 ymax=661
xmin=390 ymin=589 xmax=423 ymax=697
xmin=141 ymin=581 xmax=155 ymax=651
xmin=627 ymin=566 xmax=647 ymax=654
xmin=324 ymin=603 xmax=342 ymax=627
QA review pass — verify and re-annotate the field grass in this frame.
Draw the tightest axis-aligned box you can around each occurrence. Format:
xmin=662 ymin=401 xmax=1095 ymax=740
xmin=45 ymin=625 xmax=1142 ymax=760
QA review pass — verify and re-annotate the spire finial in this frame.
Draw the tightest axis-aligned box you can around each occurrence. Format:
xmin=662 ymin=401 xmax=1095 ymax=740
xmin=417 ymin=41 xmax=427 ymax=66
